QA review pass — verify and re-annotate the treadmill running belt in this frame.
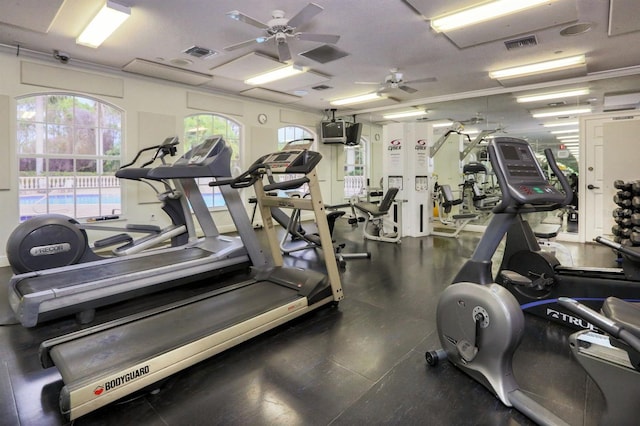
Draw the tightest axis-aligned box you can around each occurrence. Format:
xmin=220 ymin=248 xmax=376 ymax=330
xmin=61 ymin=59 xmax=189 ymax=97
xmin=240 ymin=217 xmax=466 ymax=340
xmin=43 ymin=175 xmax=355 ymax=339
xmin=15 ymin=248 xmax=212 ymax=295
xmin=49 ymin=280 xmax=298 ymax=384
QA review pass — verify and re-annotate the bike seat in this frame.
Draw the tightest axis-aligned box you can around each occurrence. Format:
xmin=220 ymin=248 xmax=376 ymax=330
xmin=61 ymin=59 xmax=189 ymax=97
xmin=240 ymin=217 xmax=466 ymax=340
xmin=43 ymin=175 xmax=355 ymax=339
xmin=602 ymin=297 xmax=640 ymax=339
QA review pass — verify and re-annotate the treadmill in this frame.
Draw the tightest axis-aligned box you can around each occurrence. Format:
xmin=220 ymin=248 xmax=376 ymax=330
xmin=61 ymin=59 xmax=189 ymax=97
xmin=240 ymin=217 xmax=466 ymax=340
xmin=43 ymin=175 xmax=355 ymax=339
xmin=39 ymin=144 xmax=344 ymax=421
xmin=8 ymin=136 xmax=264 ymax=327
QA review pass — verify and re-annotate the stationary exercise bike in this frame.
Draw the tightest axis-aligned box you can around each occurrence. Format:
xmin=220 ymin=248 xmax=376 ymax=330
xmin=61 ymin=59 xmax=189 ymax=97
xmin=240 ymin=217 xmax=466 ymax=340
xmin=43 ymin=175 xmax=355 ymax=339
xmin=426 ymin=137 xmax=573 ymax=425
xmin=495 ymin=184 xmax=640 ymax=331
xmin=6 ymin=136 xmax=190 ymax=273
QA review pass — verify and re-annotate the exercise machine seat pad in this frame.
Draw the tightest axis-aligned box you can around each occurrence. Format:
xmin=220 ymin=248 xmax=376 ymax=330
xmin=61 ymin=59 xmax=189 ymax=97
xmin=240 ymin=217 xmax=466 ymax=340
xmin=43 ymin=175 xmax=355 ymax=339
xmin=354 ymin=187 xmax=399 ymax=218
xmin=602 ymin=297 xmax=640 ymax=339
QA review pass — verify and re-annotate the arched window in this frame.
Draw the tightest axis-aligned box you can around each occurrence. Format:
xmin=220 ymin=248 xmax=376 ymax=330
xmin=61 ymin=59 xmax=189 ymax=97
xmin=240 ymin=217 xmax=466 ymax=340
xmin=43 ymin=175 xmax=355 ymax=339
xmin=277 ymin=126 xmax=316 ymax=192
xmin=16 ymin=93 xmax=123 ymax=221
xmin=344 ymin=137 xmax=368 ymax=197
xmin=277 ymin=125 xmax=314 ymax=150
xmin=184 ymin=113 xmax=242 ymax=209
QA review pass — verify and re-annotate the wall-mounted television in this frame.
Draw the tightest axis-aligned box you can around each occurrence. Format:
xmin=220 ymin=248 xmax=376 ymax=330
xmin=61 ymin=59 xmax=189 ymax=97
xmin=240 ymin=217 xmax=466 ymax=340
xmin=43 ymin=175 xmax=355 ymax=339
xmin=345 ymin=122 xmax=362 ymax=146
xmin=321 ymin=120 xmax=347 ymax=144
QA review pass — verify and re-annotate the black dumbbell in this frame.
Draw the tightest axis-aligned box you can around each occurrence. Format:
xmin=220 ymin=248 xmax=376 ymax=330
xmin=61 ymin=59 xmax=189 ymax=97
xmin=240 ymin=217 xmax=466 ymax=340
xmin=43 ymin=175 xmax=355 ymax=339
xmin=614 ymin=194 xmax=633 ymax=207
xmin=615 ymin=216 xmax=633 ymax=227
xmin=615 ymin=180 xmax=632 ymax=191
xmin=613 ymin=208 xmax=632 ymax=218
xmin=630 ymin=232 xmax=640 ymax=245
xmin=632 ymin=181 xmax=640 ymax=195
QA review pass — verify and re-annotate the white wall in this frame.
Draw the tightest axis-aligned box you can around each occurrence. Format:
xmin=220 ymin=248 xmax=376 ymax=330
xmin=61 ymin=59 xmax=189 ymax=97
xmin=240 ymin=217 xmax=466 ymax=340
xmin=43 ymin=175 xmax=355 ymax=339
xmin=0 ymin=51 xmax=383 ymax=265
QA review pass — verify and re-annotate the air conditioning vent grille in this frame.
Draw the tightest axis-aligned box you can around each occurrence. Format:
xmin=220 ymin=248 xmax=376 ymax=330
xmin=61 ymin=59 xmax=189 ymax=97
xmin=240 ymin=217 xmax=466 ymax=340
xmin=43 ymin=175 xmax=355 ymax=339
xmin=504 ymin=35 xmax=538 ymax=50
xmin=183 ymin=46 xmax=218 ymax=59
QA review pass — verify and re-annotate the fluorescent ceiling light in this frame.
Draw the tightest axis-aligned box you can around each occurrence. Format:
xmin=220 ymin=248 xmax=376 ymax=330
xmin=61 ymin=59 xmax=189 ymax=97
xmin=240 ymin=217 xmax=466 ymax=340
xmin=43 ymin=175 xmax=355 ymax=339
xmin=561 ymin=142 xmax=580 ymax=146
xmin=516 ymin=88 xmax=590 ymax=103
xmin=432 ymin=121 xmax=454 ymax=128
xmin=531 ymin=105 xmax=592 ymax=118
xmin=543 ymin=120 xmax=579 ymax=128
xmin=330 ymin=92 xmax=386 ymax=106
xmin=77 ymin=1 xmax=131 ymax=48
xmin=245 ymin=64 xmax=305 ymax=85
xmin=557 ymin=135 xmax=580 ymax=140
xmin=464 ymin=129 xmax=480 ymax=135
xmin=489 ymin=55 xmax=586 ymax=80
xmin=430 ymin=0 xmax=549 ymax=32
xmin=383 ymin=110 xmax=427 ymax=119
xmin=551 ymin=128 xmax=579 ymax=134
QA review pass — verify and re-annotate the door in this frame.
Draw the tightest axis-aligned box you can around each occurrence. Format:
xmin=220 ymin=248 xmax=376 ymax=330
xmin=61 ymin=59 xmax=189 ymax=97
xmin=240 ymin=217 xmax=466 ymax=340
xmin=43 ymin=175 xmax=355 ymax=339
xmin=582 ymin=113 xmax=640 ymax=241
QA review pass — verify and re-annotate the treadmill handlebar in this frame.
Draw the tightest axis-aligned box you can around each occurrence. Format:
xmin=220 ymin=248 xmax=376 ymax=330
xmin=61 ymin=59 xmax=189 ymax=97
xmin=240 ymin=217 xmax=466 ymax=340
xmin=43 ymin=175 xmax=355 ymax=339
xmin=264 ymin=177 xmax=310 ymax=192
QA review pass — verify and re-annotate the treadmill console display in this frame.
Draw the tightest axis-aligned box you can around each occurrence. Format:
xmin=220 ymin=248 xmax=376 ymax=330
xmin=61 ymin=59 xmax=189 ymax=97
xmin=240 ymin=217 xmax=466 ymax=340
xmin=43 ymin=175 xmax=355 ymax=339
xmin=259 ymin=149 xmax=322 ymax=174
xmin=491 ymin=138 xmax=565 ymax=204
xmin=188 ymin=136 xmax=222 ymax=165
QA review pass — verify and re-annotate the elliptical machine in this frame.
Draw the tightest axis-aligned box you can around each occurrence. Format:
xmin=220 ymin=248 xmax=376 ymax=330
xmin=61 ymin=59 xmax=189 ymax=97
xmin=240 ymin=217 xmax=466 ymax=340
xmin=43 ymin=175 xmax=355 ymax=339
xmin=426 ymin=137 xmax=573 ymax=426
xmin=6 ymin=137 xmax=189 ymax=273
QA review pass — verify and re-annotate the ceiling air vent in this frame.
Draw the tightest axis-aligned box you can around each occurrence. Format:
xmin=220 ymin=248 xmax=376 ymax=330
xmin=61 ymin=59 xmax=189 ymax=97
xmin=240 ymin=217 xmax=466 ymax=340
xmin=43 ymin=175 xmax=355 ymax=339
xmin=183 ymin=46 xmax=218 ymax=59
xmin=504 ymin=35 xmax=538 ymax=50
xmin=312 ymin=84 xmax=332 ymax=91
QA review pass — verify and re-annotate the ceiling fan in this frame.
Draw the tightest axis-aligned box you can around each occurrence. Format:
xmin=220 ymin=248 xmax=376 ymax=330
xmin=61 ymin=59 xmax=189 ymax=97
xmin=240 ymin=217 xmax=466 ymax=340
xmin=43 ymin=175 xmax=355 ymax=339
xmin=355 ymin=68 xmax=436 ymax=94
xmin=223 ymin=3 xmax=341 ymax=63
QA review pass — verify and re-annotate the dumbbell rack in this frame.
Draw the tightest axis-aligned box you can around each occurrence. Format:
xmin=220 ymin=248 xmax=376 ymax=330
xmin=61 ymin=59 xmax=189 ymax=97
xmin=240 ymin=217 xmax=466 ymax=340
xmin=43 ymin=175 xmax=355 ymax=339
xmin=612 ymin=179 xmax=640 ymax=246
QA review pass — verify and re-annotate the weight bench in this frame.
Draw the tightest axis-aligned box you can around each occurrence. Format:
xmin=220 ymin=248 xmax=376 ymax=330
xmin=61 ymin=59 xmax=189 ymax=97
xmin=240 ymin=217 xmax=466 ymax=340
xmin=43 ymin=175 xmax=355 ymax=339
xmin=353 ymin=187 xmax=401 ymax=243
xmin=432 ymin=184 xmax=479 ymax=238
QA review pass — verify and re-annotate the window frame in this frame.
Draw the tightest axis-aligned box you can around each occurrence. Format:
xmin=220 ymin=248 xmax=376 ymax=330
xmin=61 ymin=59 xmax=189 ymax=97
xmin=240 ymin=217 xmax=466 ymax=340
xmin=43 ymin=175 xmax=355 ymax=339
xmin=15 ymin=92 xmax=124 ymax=221
xmin=343 ymin=136 xmax=369 ymax=198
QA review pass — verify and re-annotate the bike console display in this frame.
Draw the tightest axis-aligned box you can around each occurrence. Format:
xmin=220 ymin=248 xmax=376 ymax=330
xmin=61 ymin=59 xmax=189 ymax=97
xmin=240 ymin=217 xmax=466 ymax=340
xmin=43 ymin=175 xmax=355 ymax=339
xmin=490 ymin=137 xmax=566 ymax=205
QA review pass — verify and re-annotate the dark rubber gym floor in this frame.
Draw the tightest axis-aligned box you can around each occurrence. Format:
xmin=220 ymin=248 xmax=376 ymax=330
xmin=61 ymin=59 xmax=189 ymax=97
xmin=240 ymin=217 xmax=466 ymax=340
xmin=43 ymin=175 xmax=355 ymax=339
xmin=0 ymin=221 xmax=614 ymax=425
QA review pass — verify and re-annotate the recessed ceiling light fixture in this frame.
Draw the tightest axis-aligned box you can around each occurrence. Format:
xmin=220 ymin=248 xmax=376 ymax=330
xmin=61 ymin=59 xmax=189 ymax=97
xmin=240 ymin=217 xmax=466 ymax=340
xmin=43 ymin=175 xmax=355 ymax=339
xmin=383 ymin=110 xmax=427 ymax=119
xmin=516 ymin=88 xmax=590 ymax=103
xmin=77 ymin=0 xmax=131 ymax=48
xmin=489 ymin=54 xmax=586 ymax=80
xmin=531 ymin=105 xmax=592 ymax=118
xmin=244 ymin=64 xmax=306 ymax=85
xmin=330 ymin=92 xmax=386 ymax=106
xmin=430 ymin=0 xmax=549 ymax=32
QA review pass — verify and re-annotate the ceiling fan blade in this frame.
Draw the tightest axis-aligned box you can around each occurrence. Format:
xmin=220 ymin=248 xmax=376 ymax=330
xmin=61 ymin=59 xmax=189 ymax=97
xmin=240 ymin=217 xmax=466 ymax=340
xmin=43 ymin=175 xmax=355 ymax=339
xmin=226 ymin=10 xmax=269 ymax=29
xmin=404 ymin=77 xmax=437 ymax=84
xmin=223 ymin=38 xmax=264 ymax=51
xmin=297 ymin=33 xmax=340 ymax=44
xmin=399 ymin=85 xmax=418 ymax=94
xmin=354 ymin=81 xmax=381 ymax=85
xmin=287 ymin=3 xmax=323 ymax=29
xmin=277 ymin=41 xmax=292 ymax=62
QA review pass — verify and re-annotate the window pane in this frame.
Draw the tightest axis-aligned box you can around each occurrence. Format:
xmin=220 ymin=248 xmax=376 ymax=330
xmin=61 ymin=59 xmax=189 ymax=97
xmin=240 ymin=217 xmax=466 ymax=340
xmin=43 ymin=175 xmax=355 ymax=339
xmin=77 ymin=159 xmax=97 ymax=173
xmin=100 ymin=103 xmax=122 ymax=129
xmin=17 ymin=96 xmax=38 ymax=122
xmin=47 ymin=124 xmax=73 ymax=154
xmin=17 ymin=122 xmax=40 ymax=154
xmin=75 ymin=128 xmax=98 ymax=155
xmin=46 ymin=95 xmax=74 ymax=125
xmin=102 ymin=159 xmax=121 ymax=174
xmin=102 ymin=129 xmax=121 ymax=156
xmin=74 ymin=97 xmax=97 ymax=128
